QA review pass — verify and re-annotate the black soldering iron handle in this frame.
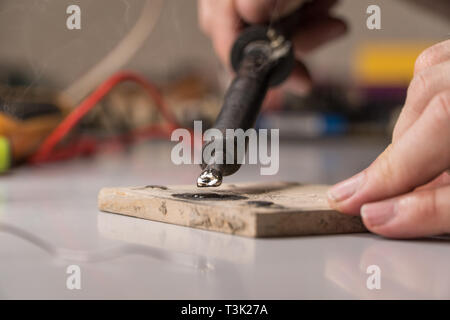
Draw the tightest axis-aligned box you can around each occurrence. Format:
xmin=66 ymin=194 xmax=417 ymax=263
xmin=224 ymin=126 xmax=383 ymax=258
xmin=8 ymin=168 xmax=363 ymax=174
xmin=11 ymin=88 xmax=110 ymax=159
xmin=197 ymin=4 xmax=312 ymax=186
xmin=215 ymin=49 xmax=272 ymax=132
xmin=201 ymin=46 xmax=274 ymax=176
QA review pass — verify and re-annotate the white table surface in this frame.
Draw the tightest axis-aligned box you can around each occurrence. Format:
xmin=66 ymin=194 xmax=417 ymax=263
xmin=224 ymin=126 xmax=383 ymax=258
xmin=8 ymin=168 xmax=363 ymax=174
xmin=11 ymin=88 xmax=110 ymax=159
xmin=1 ymin=138 xmax=449 ymax=299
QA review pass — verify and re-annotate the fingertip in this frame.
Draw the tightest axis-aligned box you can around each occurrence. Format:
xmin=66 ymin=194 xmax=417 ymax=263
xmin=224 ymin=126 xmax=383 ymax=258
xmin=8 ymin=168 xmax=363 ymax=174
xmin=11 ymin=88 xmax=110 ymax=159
xmin=360 ymin=186 xmax=450 ymax=239
xmin=327 ymin=192 xmax=342 ymax=212
xmin=197 ymin=0 xmax=211 ymax=34
xmin=327 ymin=190 xmax=362 ymax=216
xmin=235 ymin=0 xmax=274 ymax=23
xmin=211 ymin=27 xmax=240 ymax=68
xmin=361 ymin=200 xmax=397 ymax=228
xmin=360 ymin=202 xmax=409 ymax=239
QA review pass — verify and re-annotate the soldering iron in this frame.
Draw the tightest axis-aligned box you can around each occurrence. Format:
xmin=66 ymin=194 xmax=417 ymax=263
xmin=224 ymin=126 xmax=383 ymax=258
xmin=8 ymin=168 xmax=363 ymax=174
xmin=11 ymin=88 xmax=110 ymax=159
xmin=197 ymin=7 xmax=308 ymax=187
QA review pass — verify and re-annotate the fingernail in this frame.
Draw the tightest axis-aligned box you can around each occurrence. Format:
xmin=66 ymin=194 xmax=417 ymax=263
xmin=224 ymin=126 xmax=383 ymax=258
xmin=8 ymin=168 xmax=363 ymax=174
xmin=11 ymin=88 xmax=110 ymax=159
xmin=327 ymin=172 xmax=364 ymax=203
xmin=361 ymin=200 xmax=398 ymax=228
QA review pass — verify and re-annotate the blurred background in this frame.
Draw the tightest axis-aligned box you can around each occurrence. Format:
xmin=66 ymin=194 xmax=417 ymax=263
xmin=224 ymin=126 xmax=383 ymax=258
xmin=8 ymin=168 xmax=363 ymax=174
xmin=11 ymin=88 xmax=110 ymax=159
xmin=0 ymin=0 xmax=449 ymax=170
xmin=1 ymin=1 xmax=450 ymax=300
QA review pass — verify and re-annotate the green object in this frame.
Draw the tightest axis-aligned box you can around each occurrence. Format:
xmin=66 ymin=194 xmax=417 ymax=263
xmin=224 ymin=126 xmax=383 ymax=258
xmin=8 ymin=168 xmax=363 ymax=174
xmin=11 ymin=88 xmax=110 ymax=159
xmin=0 ymin=136 xmax=11 ymax=173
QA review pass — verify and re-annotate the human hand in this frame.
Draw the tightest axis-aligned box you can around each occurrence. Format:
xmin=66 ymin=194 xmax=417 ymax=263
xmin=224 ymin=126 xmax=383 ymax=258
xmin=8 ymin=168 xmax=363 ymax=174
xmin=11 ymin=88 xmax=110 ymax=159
xmin=328 ymin=39 xmax=450 ymax=238
xmin=198 ymin=0 xmax=347 ymax=95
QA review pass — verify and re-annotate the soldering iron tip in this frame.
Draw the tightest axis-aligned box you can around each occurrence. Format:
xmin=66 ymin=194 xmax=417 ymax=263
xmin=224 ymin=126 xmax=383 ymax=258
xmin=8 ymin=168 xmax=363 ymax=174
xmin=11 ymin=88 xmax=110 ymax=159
xmin=197 ymin=168 xmax=223 ymax=188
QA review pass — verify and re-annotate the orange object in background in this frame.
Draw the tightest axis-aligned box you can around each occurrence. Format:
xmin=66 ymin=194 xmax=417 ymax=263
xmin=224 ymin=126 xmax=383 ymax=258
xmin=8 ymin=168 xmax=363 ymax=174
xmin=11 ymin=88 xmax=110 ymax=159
xmin=0 ymin=114 xmax=62 ymax=162
xmin=0 ymin=87 xmax=67 ymax=169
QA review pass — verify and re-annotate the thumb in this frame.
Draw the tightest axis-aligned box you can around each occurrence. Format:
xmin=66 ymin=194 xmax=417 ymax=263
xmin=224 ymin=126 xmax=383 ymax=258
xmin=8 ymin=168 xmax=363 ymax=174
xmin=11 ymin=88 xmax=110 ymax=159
xmin=360 ymin=185 xmax=450 ymax=238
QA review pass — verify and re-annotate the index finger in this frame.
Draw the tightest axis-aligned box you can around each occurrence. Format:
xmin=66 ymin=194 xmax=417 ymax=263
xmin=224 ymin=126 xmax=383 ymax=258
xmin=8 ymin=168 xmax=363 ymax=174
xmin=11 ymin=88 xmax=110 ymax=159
xmin=198 ymin=0 xmax=242 ymax=67
xmin=392 ymin=40 xmax=450 ymax=142
xmin=235 ymin=0 xmax=306 ymax=23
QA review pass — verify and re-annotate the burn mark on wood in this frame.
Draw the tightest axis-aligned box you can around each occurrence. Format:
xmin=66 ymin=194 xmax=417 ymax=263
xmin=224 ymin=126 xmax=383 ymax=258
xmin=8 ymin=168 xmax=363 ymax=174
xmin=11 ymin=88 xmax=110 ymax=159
xmin=132 ymin=185 xmax=168 ymax=190
xmin=172 ymin=193 xmax=248 ymax=201
xmin=159 ymin=201 xmax=167 ymax=215
xmin=246 ymin=200 xmax=285 ymax=209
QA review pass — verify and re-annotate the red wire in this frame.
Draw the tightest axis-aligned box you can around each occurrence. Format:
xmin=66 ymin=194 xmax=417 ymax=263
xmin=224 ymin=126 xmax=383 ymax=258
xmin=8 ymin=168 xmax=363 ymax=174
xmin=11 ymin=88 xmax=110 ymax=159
xmin=30 ymin=71 xmax=179 ymax=163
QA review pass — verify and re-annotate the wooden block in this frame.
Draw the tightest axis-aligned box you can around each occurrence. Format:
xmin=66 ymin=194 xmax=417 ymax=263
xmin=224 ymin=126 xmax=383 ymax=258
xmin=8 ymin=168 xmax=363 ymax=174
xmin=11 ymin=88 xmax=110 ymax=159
xmin=97 ymin=181 xmax=367 ymax=238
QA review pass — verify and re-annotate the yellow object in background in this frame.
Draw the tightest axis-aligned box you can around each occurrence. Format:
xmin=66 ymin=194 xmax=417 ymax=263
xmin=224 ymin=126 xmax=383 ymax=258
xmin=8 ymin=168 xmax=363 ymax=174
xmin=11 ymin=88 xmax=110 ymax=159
xmin=354 ymin=42 xmax=434 ymax=86
xmin=0 ymin=136 xmax=11 ymax=173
